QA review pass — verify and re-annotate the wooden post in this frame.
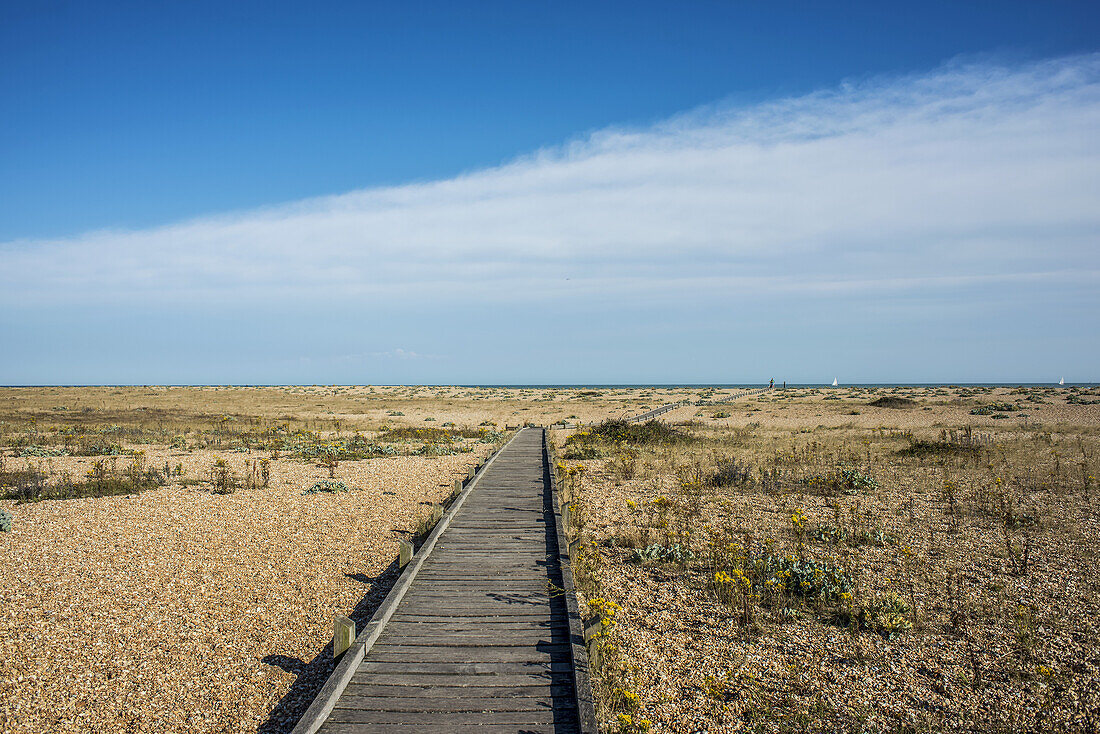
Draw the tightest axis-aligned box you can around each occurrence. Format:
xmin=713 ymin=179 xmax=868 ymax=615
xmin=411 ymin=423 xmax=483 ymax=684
xmin=430 ymin=503 xmax=443 ymax=524
xmin=398 ymin=539 xmax=413 ymax=567
xmin=454 ymin=478 xmax=463 ymax=497
xmin=583 ymin=616 xmax=603 ymax=644
xmin=588 ymin=639 xmax=602 ymax=669
xmin=333 ymin=616 xmax=355 ymax=658
xmin=467 ymin=466 xmax=476 ymax=480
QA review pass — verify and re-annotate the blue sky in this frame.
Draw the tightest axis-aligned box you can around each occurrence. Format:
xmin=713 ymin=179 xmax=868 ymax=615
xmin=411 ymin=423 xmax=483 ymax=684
xmin=2 ymin=2 xmax=1099 ymax=384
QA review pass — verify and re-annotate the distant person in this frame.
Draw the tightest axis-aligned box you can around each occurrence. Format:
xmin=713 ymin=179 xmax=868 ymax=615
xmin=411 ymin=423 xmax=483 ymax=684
xmin=769 ymin=378 xmax=774 ymax=389
xmin=783 ymin=381 xmax=786 ymax=389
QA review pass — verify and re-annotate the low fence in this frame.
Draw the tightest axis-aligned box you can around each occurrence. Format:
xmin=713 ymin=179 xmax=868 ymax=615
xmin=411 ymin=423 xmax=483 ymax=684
xmin=624 ymin=400 xmax=689 ymax=422
xmin=696 ymin=386 xmax=772 ymax=405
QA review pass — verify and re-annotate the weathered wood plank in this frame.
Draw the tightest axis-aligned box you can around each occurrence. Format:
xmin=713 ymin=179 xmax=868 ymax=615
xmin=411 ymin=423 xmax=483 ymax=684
xmin=325 ymin=709 xmax=573 ymax=724
xmin=333 ymin=695 xmax=574 ymax=712
xmin=348 ymin=672 xmax=575 ymax=688
xmin=341 ymin=683 xmax=571 ymax=698
xmin=356 ymin=659 xmax=576 ymax=675
xmin=321 ymin=724 xmax=574 ymax=734
xmin=309 ymin=429 xmax=594 ymax=734
xmin=387 ymin=613 xmax=554 ymax=622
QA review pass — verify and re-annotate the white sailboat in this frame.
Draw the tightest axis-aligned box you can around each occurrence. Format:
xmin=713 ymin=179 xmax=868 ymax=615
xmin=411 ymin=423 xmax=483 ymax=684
xmin=1059 ymin=377 xmax=1065 ymax=386
xmin=832 ymin=377 xmax=838 ymax=387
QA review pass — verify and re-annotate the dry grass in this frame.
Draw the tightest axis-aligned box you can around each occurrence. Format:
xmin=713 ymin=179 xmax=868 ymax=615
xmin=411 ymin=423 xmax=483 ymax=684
xmin=555 ymin=385 xmax=1100 ymax=733
xmin=0 ymin=386 xmax=532 ymax=734
xmin=2 ymin=384 xmax=1097 ymax=733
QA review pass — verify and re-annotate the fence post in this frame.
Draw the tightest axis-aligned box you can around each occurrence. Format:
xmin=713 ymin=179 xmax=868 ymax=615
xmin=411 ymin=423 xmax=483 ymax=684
xmin=398 ymin=539 xmax=413 ymax=567
xmin=333 ymin=616 xmax=355 ymax=658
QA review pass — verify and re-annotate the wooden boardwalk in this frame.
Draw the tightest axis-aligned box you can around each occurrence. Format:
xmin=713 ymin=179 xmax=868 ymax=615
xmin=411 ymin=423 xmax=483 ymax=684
xmin=297 ymin=428 xmax=595 ymax=734
xmin=625 ymin=401 xmax=686 ymax=422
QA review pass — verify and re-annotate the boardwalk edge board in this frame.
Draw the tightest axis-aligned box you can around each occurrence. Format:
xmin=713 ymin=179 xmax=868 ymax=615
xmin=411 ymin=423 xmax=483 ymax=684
xmin=290 ymin=429 xmax=524 ymax=734
xmin=625 ymin=401 xmax=685 ymax=422
xmin=544 ymin=429 xmax=600 ymax=734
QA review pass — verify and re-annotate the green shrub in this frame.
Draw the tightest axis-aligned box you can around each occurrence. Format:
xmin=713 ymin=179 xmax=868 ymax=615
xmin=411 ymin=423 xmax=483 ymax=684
xmin=0 ymin=508 xmax=10 ymax=532
xmin=380 ymin=426 xmax=483 ymax=442
xmin=835 ymin=593 xmax=913 ymax=638
xmin=771 ymin=555 xmax=853 ymax=601
xmin=563 ymin=420 xmax=690 ymax=459
xmin=19 ymin=446 xmax=69 ymax=457
xmin=1 ymin=461 xmax=165 ymax=502
xmin=898 ymin=440 xmax=981 ymax=458
xmin=630 ymin=543 xmax=695 ymax=563
xmin=799 ymin=467 xmax=878 ymax=495
xmin=295 ymin=435 xmax=398 ymax=461
xmin=0 ymin=467 xmax=48 ymax=502
xmin=304 ymin=479 xmax=350 ymax=494
xmin=710 ymin=458 xmax=753 ymax=487
xmin=562 ymin=444 xmax=606 ymax=460
xmin=868 ymin=396 xmax=918 ymax=408
xmin=416 ymin=442 xmax=472 ymax=456
xmin=812 ymin=522 xmax=895 ymax=547
xmin=208 ymin=458 xmax=239 ymax=495
xmin=715 ymin=545 xmax=853 ymax=604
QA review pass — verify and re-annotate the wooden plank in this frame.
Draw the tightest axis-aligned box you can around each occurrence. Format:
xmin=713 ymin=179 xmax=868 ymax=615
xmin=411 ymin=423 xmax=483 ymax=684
xmin=387 ymin=612 xmax=554 ymax=622
xmin=383 ymin=619 xmax=566 ymax=630
xmin=356 ymin=660 xmax=576 ymax=674
xmin=306 ymin=429 xmax=593 ymax=734
xmin=397 ymin=597 xmax=553 ymax=607
xmin=414 ymin=572 xmax=552 ymax=580
xmin=371 ymin=635 xmax=569 ymax=648
xmin=399 ymin=578 xmax=550 ymax=585
xmin=333 ymin=695 xmax=573 ymax=712
xmin=321 ymin=723 xmax=573 ymax=734
xmin=294 ymin=430 xmax=528 ymax=734
xmin=381 ymin=625 xmax=566 ymax=636
xmin=348 ymin=672 xmax=575 ymax=688
xmin=366 ymin=644 xmax=572 ymax=661
xmin=341 ymin=683 xmax=572 ymax=698
xmin=325 ymin=709 xmax=572 ymax=725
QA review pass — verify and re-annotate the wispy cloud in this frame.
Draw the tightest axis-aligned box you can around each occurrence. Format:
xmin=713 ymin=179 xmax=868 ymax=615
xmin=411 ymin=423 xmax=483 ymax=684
xmin=2 ymin=54 xmax=1098 ymax=382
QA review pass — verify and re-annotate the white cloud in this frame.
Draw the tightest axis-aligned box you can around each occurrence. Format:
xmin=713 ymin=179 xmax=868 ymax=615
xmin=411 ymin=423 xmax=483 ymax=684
xmin=2 ymin=53 xmax=1098 ymax=311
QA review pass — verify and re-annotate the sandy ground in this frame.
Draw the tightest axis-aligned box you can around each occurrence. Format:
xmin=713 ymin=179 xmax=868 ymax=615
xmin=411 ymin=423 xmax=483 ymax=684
xmin=2 ymin=384 xmax=1097 ymax=733
xmin=0 ymin=448 xmax=492 ymax=733
xmin=551 ymin=386 xmax=1100 ymax=732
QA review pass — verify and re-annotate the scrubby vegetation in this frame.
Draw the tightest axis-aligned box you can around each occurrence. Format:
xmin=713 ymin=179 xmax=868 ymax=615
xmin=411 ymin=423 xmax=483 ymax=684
xmin=556 ymin=385 xmax=1100 ymax=732
xmin=1 ymin=455 xmax=166 ymax=502
xmin=304 ymin=479 xmax=350 ymax=494
xmin=3 ymin=383 xmax=1098 ymax=732
xmin=868 ymin=396 xmax=917 ymax=408
xmin=563 ymin=419 xmax=691 ymax=459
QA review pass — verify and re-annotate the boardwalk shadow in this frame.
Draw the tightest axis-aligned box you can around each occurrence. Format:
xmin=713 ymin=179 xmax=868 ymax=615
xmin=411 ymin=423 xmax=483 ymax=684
xmin=257 ymin=557 xmax=402 ymax=734
xmin=486 ymin=590 xmax=549 ymax=605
